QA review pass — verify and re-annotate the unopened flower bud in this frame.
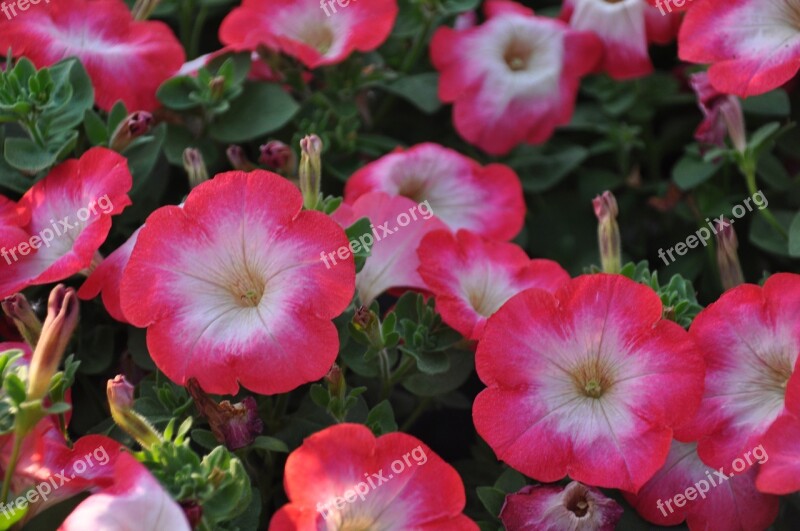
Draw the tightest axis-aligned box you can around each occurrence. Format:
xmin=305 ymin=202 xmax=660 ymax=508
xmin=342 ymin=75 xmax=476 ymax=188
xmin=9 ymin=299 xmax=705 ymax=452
xmin=186 ymin=378 xmax=263 ymax=450
xmin=107 ymin=375 xmax=161 ymax=449
xmin=593 ymin=191 xmax=621 ymax=274
xmin=27 ymin=285 xmax=78 ymax=402
xmin=183 ymin=148 xmax=209 ymax=189
xmin=352 ymin=306 xmax=382 ymax=347
xmin=259 ymin=140 xmax=296 ymax=175
xmin=226 ymin=145 xmax=257 ymax=172
xmin=715 ymin=218 xmax=744 ymax=290
xmin=109 ymin=111 xmax=153 ymax=152
xmin=131 ymin=0 xmax=161 ymax=20
xmin=324 ymin=364 xmax=344 ymax=397
xmin=1 ymin=293 xmax=42 ymax=348
xmin=208 ymin=76 xmax=226 ymax=101
xmin=299 ymin=135 xmax=322 ymax=210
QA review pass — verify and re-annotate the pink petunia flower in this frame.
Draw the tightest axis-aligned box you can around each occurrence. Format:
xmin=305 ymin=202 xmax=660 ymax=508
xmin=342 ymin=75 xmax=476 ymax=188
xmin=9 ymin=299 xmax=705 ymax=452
xmin=0 ymin=0 xmax=185 ymax=111
xmin=679 ymin=0 xmax=800 ymax=97
xmin=0 ymin=148 xmax=133 ymax=299
xmin=756 ymin=407 xmax=800 ymax=494
xmin=417 ymin=229 xmax=569 ymax=341
xmin=60 ymin=453 xmax=190 ymax=530
xmin=473 ymin=274 xmax=705 ymax=492
xmin=219 ymin=0 xmax=398 ymax=69
xmin=625 ymin=440 xmax=779 ymax=530
xmin=561 ymin=0 xmax=681 ymax=79
xmin=268 ymin=423 xmax=477 ymax=530
xmin=331 ymin=192 xmax=446 ymax=306
xmin=430 ymin=0 xmax=601 ymax=155
xmin=344 ymin=144 xmax=525 ymax=241
xmin=500 ymin=481 xmax=623 ymax=531
xmin=119 ymin=170 xmax=355 ymax=396
xmin=680 ymin=273 xmax=800 ymax=469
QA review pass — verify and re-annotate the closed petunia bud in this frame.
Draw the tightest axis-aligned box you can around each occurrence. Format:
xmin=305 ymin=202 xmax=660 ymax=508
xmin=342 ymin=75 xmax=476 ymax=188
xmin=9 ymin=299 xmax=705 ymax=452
xmin=183 ymin=148 xmax=209 ymax=189
xmin=109 ymin=111 xmax=154 ymax=153
xmin=227 ymin=145 xmax=257 ymax=172
xmin=1 ymin=293 xmax=42 ymax=348
xmin=107 ymin=374 xmax=162 ymax=449
xmin=27 ymin=285 xmax=78 ymax=402
xmin=593 ymin=191 xmax=621 ymax=274
xmin=131 ymin=0 xmax=161 ymax=20
xmin=186 ymin=378 xmax=263 ymax=450
xmin=298 ymin=135 xmax=322 ymax=210
xmin=715 ymin=217 xmax=744 ymax=290
xmin=259 ymin=140 xmax=296 ymax=175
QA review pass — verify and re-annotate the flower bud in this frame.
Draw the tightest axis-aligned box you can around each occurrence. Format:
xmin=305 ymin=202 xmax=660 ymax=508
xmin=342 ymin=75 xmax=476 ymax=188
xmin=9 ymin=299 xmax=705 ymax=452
xmin=183 ymin=148 xmax=209 ymax=189
xmin=109 ymin=111 xmax=154 ymax=152
xmin=593 ymin=191 xmax=621 ymax=274
xmin=1 ymin=293 xmax=42 ymax=348
xmin=324 ymin=364 xmax=345 ymax=397
xmin=352 ymin=306 xmax=383 ymax=347
xmin=186 ymin=378 xmax=263 ymax=450
xmin=226 ymin=145 xmax=257 ymax=172
xmin=715 ymin=218 xmax=744 ymax=290
xmin=107 ymin=375 xmax=162 ymax=449
xmin=131 ymin=0 xmax=161 ymax=20
xmin=27 ymin=285 xmax=78 ymax=402
xmin=298 ymin=135 xmax=322 ymax=210
xmin=259 ymin=140 xmax=296 ymax=175
xmin=208 ymin=76 xmax=226 ymax=101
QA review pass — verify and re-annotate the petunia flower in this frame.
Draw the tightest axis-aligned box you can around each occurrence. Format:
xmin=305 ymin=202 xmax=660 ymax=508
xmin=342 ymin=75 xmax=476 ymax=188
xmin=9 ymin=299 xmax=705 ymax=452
xmin=417 ymin=229 xmax=569 ymax=340
xmin=119 ymin=170 xmax=355 ymax=395
xmin=60 ymin=453 xmax=190 ymax=531
xmin=500 ymin=481 xmax=623 ymax=531
xmin=0 ymin=0 xmax=185 ymax=111
xmin=430 ymin=0 xmax=601 ymax=155
xmin=679 ymin=0 xmax=800 ymax=97
xmin=219 ymin=0 xmax=398 ymax=69
xmin=344 ymin=143 xmax=525 ymax=241
xmin=679 ymin=273 xmax=800 ymax=469
xmin=0 ymin=148 xmax=133 ymax=299
xmin=332 ymin=192 xmax=446 ymax=306
xmin=268 ymin=423 xmax=477 ymax=530
xmin=561 ymin=0 xmax=681 ymax=79
xmin=473 ymin=274 xmax=705 ymax=492
xmin=624 ymin=440 xmax=779 ymax=530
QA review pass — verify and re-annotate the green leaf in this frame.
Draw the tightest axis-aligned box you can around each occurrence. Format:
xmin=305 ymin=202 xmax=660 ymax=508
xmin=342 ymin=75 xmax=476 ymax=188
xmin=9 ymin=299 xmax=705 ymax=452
xmin=344 ymin=217 xmax=374 ymax=272
xmin=3 ymin=374 xmax=26 ymax=405
xmin=44 ymin=402 xmax=72 ymax=415
xmin=440 ymin=0 xmax=480 ymax=14
xmin=380 ymin=73 xmax=442 ymax=114
xmin=742 ymin=90 xmax=790 ymax=118
xmin=403 ymin=350 xmax=474 ymax=396
xmin=83 ymin=109 xmax=108 ymax=146
xmin=4 ymin=137 xmax=57 ymax=173
xmin=209 ymin=83 xmax=299 ymax=143
xmin=672 ymin=151 xmax=721 ymax=191
xmin=749 ymin=210 xmax=794 ymax=257
xmin=788 ymin=211 xmax=800 ymax=258
xmin=191 ymin=428 xmax=220 ymax=451
xmin=509 ymin=145 xmax=588 ymax=193
xmin=251 ymin=435 xmax=289 ymax=453
xmin=366 ymin=400 xmax=397 ymax=435
xmin=107 ymin=101 xmax=128 ymax=133
xmin=476 ymin=486 xmax=506 ymax=518
xmin=157 ymin=76 xmax=201 ymax=111
xmin=47 ymin=59 xmax=94 ymax=132
xmin=0 ymin=499 xmax=27 ymax=530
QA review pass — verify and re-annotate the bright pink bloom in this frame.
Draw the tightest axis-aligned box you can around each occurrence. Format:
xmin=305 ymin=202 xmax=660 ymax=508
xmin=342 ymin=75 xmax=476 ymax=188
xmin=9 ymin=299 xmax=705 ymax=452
xmin=430 ymin=1 xmax=601 ymax=155
xmin=680 ymin=274 xmax=800 ymax=469
xmin=756 ymin=367 xmax=800 ymax=494
xmin=332 ymin=192 xmax=446 ymax=306
xmin=269 ymin=423 xmax=477 ymax=530
xmin=500 ymin=482 xmax=623 ymax=531
xmin=60 ymin=453 xmax=190 ymax=531
xmin=78 ymin=227 xmax=142 ymax=324
xmin=561 ymin=0 xmax=680 ymax=79
xmin=344 ymin=144 xmax=525 ymax=241
xmin=119 ymin=170 xmax=354 ymax=395
xmin=219 ymin=0 xmax=398 ymax=69
xmin=473 ymin=274 xmax=705 ymax=492
xmin=417 ymin=230 xmax=569 ymax=340
xmin=0 ymin=148 xmax=133 ymax=299
xmin=679 ymin=0 xmax=800 ymax=97
xmin=625 ymin=440 xmax=779 ymax=530
xmin=0 ymin=0 xmax=185 ymax=111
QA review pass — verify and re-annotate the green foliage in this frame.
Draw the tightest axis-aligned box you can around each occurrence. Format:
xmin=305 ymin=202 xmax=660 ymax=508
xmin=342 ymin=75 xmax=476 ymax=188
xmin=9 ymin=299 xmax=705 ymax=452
xmin=620 ymin=261 xmax=704 ymax=328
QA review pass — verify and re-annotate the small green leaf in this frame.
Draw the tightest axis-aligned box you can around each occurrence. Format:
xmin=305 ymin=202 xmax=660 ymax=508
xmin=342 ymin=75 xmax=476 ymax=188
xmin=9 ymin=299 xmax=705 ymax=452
xmin=4 ymin=137 xmax=58 ymax=173
xmin=209 ymin=83 xmax=299 ymax=143
xmin=4 ymin=374 xmax=26 ymax=405
xmin=380 ymin=73 xmax=442 ymax=114
xmin=788 ymin=211 xmax=800 ymax=257
xmin=251 ymin=435 xmax=289 ymax=453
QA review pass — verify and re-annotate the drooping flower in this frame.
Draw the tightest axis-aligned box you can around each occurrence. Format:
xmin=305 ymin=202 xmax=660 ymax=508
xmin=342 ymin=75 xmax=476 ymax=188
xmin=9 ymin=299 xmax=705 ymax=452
xmin=268 ymin=423 xmax=477 ymax=530
xmin=624 ymin=440 xmax=779 ymax=530
xmin=430 ymin=0 xmax=601 ymax=155
xmin=500 ymin=481 xmax=623 ymax=531
xmin=60 ymin=453 xmax=190 ymax=531
xmin=417 ymin=229 xmax=569 ymax=340
xmin=344 ymin=143 xmax=525 ymax=241
xmin=561 ymin=0 xmax=680 ymax=79
xmin=689 ymin=72 xmax=746 ymax=152
xmin=331 ymin=192 xmax=446 ymax=306
xmin=679 ymin=273 xmax=800 ymax=469
xmin=679 ymin=0 xmax=800 ymax=97
xmin=186 ymin=378 xmax=263 ymax=450
xmin=0 ymin=148 xmax=133 ymax=299
xmin=473 ymin=274 xmax=705 ymax=492
xmin=0 ymin=0 xmax=185 ymax=111
xmin=119 ymin=170 xmax=355 ymax=395
xmin=219 ymin=0 xmax=398 ymax=69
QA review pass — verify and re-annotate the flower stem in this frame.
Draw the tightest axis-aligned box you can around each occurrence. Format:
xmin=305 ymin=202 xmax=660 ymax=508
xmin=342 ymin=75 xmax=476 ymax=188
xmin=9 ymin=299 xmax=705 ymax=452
xmin=741 ymin=158 xmax=787 ymax=238
xmin=1 ymin=434 xmax=23 ymax=503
